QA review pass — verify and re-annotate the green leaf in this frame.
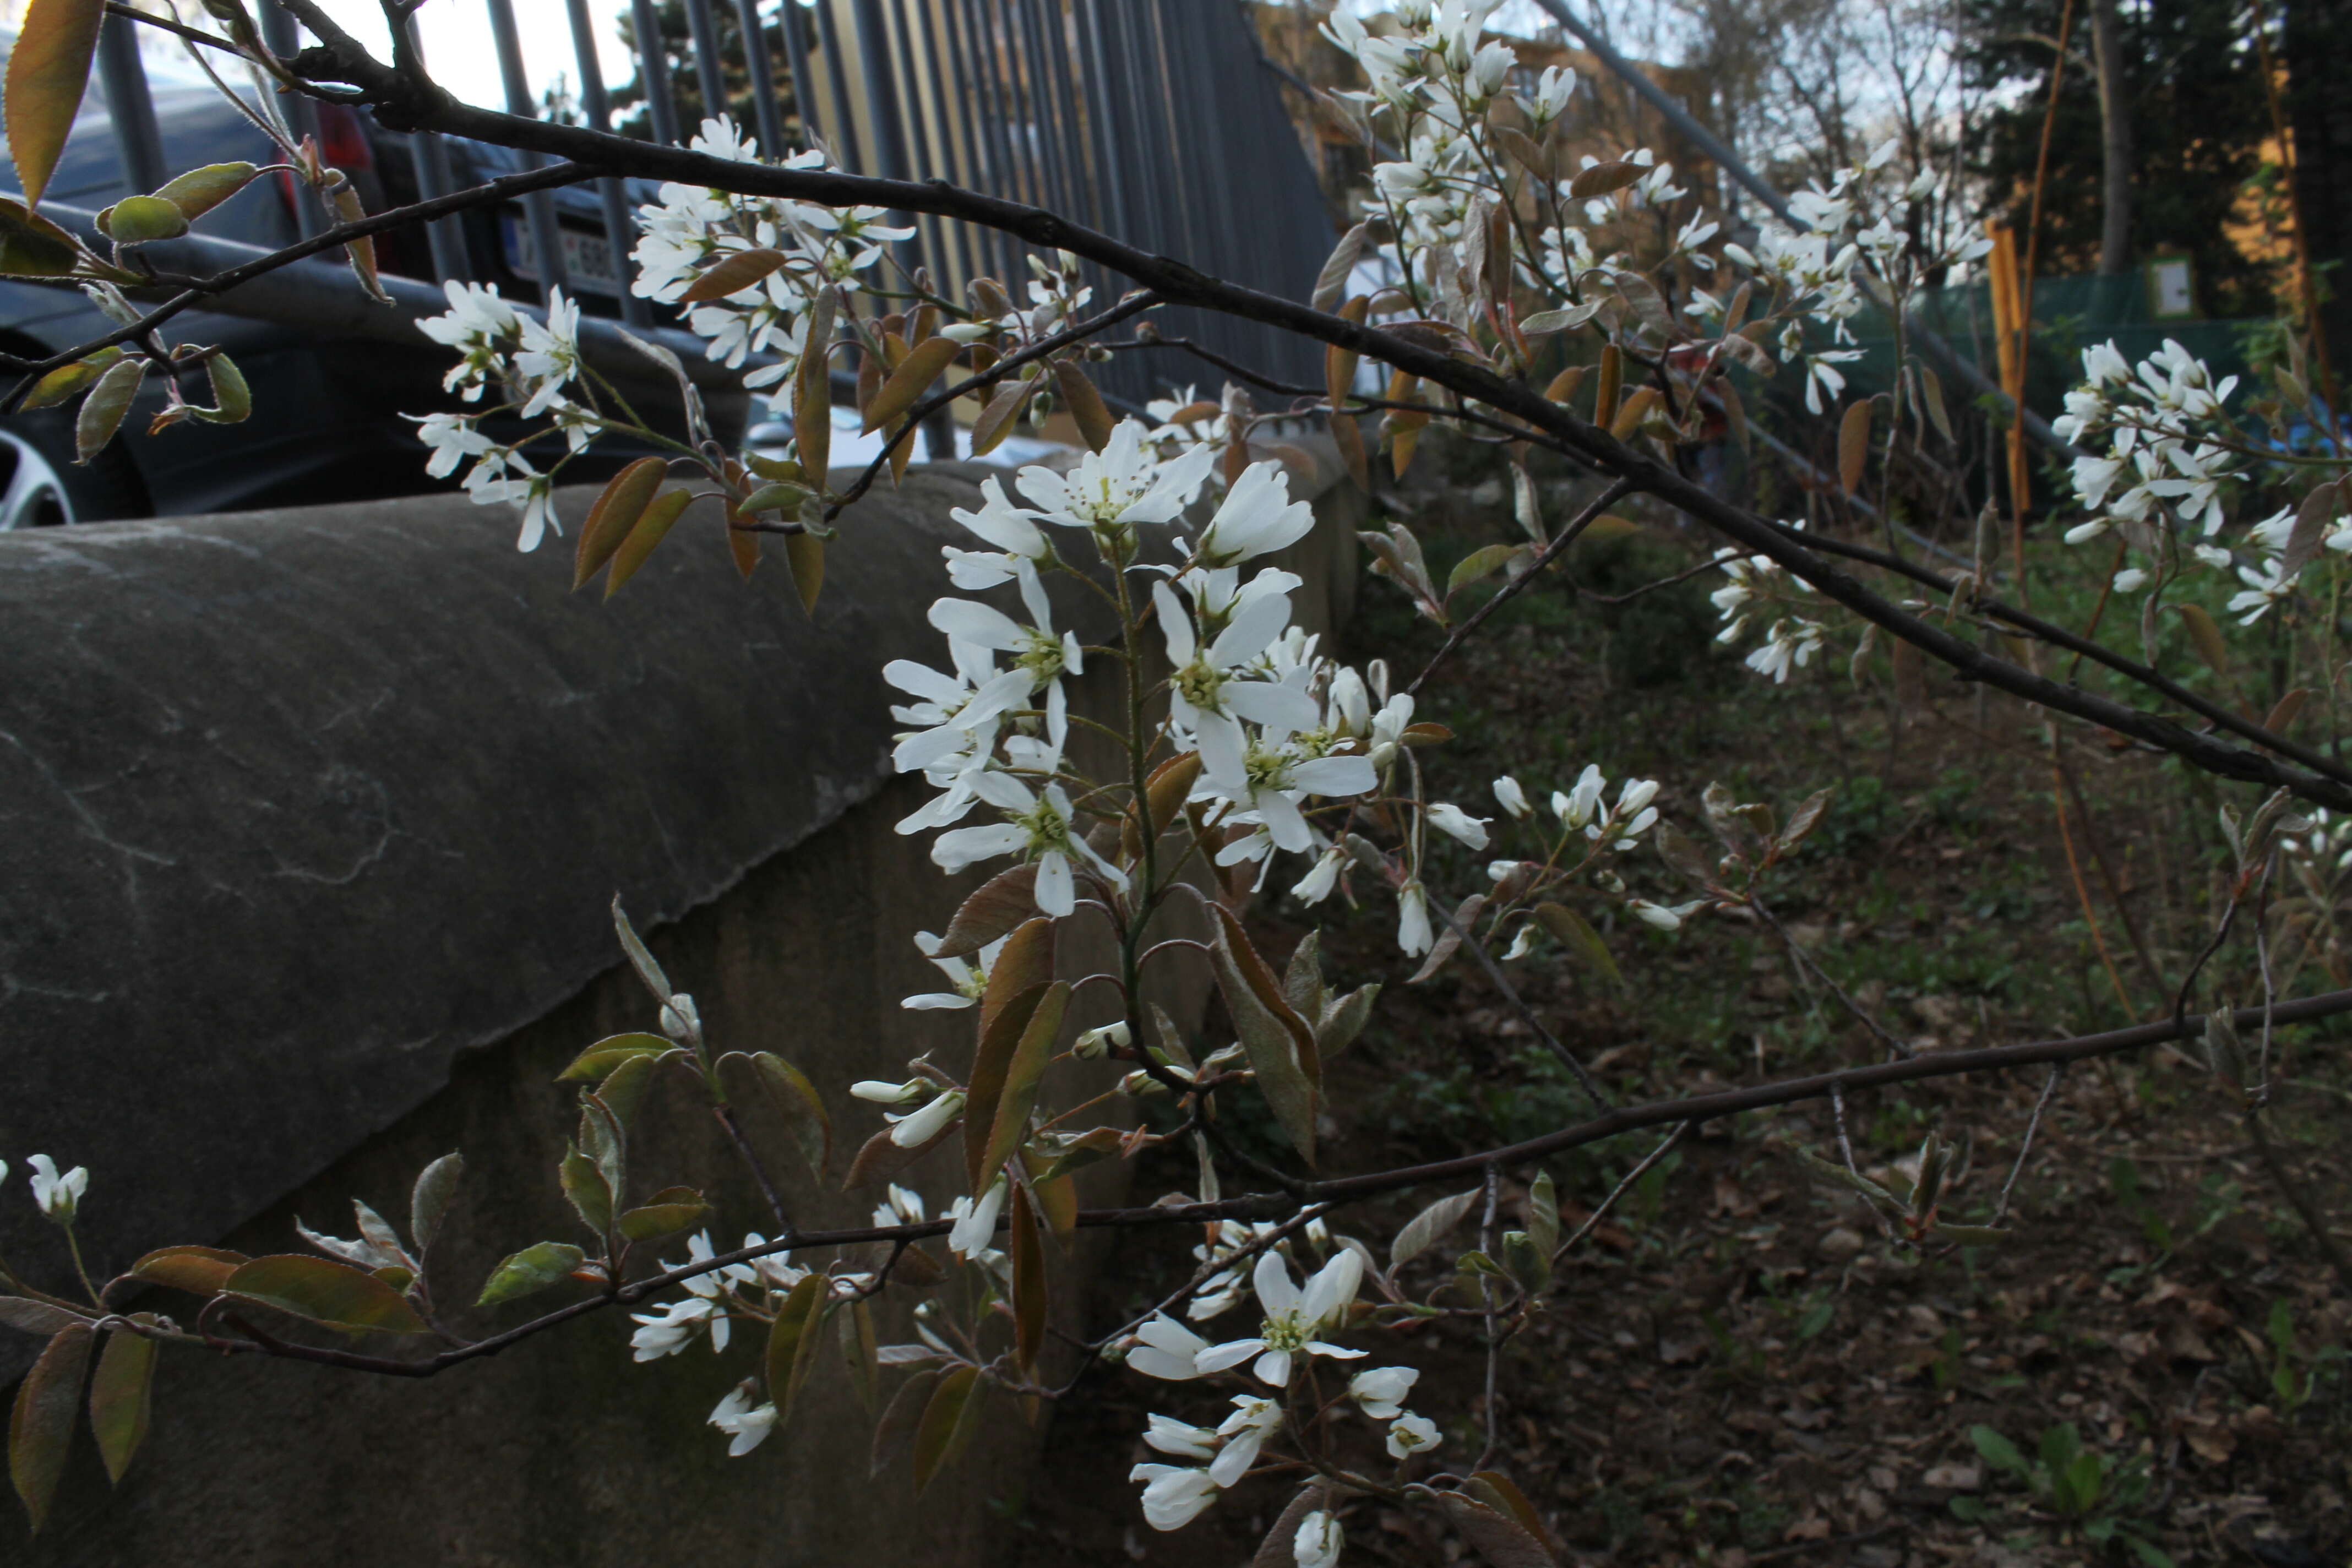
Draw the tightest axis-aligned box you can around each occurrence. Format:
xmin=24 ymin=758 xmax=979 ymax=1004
xmin=1533 ymin=901 xmax=1624 ymax=988
xmin=1526 ymin=1171 xmax=1559 ymax=1259
xmin=9 ymin=1321 xmax=94 ymax=1532
xmin=911 ymin=1364 xmax=983 ymax=1494
xmin=840 ymin=1299 xmax=879 ymax=1415
xmin=222 ymin=1254 xmax=429 ymax=1333
xmin=19 ymin=346 xmax=119 ymax=410
xmin=88 ymin=1322 xmax=157 ymax=1484
xmin=617 ymin=1187 xmax=712 ymax=1243
xmin=763 ymin=1272 xmax=829 ymax=1430
xmin=560 ymin=1148 xmax=614 ymax=1239
xmin=1447 ymin=542 xmax=1526 ymax=598
xmin=97 ymin=193 xmax=188 ymax=243
xmin=1317 ymin=983 xmax=1379 ymax=1058
xmin=793 ymin=281 xmax=834 ymax=478
xmin=870 ymin=1366 xmax=939 ymax=1478
xmin=153 ymin=160 xmax=259 ymax=221
xmin=1281 ymin=929 xmax=1326 ymax=1023
xmin=1209 ymin=903 xmax=1321 ymax=1164
xmin=2127 ymin=1536 xmax=2176 ymax=1568
xmin=409 ymin=1152 xmax=464 ymax=1256
xmin=1970 ymin=1423 xmax=2029 ymax=1476
xmin=980 ymin=981 xmax=1069 ymax=1185
xmin=1795 ymin=1149 xmax=1901 ymax=1208
xmin=4 ymin=0 xmax=106 ymax=208
xmin=594 ymin=1049 xmax=662 ymax=1126
xmin=75 ymin=356 xmax=144 ymax=462
xmin=0 ymin=195 xmax=80 ymax=275
xmin=190 ymin=351 xmax=250 ymax=424
xmin=749 ymin=1051 xmax=830 ymax=1178
xmin=557 ymin=1032 xmax=672 ymax=1082
xmin=475 ymin=1242 xmax=587 ymax=1308
xmin=1040 ymin=1125 xmax=1123 ymax=1182
xmin=1390 ymin=1188 xmax=1480 ymax=1273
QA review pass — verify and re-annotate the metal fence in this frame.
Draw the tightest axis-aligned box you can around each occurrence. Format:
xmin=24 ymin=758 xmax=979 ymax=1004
xmin=93 ymin=0 xmax=1336 ymax=408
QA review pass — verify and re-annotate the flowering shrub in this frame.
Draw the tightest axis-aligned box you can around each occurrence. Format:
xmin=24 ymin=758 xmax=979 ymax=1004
xmin=3 ymin=0 xmax=2349 ymax=1560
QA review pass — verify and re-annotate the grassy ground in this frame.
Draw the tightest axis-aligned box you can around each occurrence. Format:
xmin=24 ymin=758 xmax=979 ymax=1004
xmin=996 ymin=465 xmax=2350 ymax=1568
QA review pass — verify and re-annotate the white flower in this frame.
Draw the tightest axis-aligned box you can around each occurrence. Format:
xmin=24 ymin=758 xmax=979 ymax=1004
xmin=928 ymin=572 xmax=1083 ymax=750
xmin=514 ymin=287 xmax=581 ymax=416
xmin=1128 ymin=1311 xmax=1215 ymax=1380
xmin=1295 ymin=1509 xmax=1344 ymax=1568
xmin=1019 ymin=418 xmax=1213 ymax=545
xmin=1560 ymin=764 xmax=1605 ymax=829
xmin=1190 ymin=1250 xmax=1366 ymax=1386
xmin=872 ymin=1183 xmax=927 ymax=1229
xmin=930 ymin=771 xmax=1123 ymax=917
xmin=708 ymin=1383 xmax=778 ymax=1456
xmin=948 ymin=1175 xmax=1007 ymax=1259
xmin=1193 ymin=460 xmax=1315 ymax=567
xmin=1629 ymin=899 xmax=1682 ymax=930
xmin=1386 ymin=1410 xmax=1441 ymax=1458
xmin=1129 ymin=1463 xmax=1220 ymax=1530
xmin=669 ymin=1229 xmax=758 ymax=1298
xmin=1143 ymin=1413 xmax=1221 ymax=1460
xmin=628 ymin=1295 xmax=725 ymax=1360
xmin=902 ymin=929 xmax=1000 ymax=1010
xmin=416 ymin=280 xmax=521 ymax=400
xmin=1348 ymin=1364 xmax=1419 ymax=1419
xmin=889 ymin=1089 xmax=965 ymax=1148
xmin=1211 ymin=1393 xmax=1284 ymax=1484
xmin=2112 ymin=567 xmax=2150 ymax=593
xmin=26 ymin=1155 xmax=85 ymax=1221
xmin=1397 ymin=879 xmax=1433 ymax=957
xmin=944 ymin=476 xmax=1050 ymax=589
xmin=1492 ymin=775 xmax=1531 ymax=819
xmin=410 ymin=412 xmax=494 ymax=479
xmin=1291 ymin=845 xmax=1346 ymax=904
xmin=1426 ymin=802 xmax=1489 ymax=850
xmin=851 ymin=1077 xmax=930 ymax=1104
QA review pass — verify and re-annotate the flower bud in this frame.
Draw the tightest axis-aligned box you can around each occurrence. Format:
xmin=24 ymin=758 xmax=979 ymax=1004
xmin=658 ymin=992 xmax=702 ymax=1042
xmin=1492 ymin=775 xmax=1531 ymax=819
xmin=1072 ymin=1021 xmax=1131 ymax=1059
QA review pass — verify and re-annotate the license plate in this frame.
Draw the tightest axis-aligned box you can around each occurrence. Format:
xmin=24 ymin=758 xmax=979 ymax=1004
xmin=502 ymin=212 xmax=622 ymax=297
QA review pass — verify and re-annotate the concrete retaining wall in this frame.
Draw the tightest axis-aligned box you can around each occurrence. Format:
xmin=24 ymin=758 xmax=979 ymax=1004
xmin=0 ymin=455 xmax=1358 ymax=1565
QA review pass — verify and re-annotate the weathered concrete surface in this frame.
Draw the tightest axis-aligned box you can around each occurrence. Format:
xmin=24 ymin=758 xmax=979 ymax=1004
xmin=0 ymin=449 xmax=1359 ymax=1564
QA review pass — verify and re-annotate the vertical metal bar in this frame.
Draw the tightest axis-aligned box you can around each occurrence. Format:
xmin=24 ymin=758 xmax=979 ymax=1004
xmin=565 ymin=0 xmax=651 ymax=323
xmin=680 ymin=0 xmax=730 ymax=124
xmin=402 ymin=20 xmax=472 ymax=282
xmin=1014 ymin=0 xmax=1073 ymax=226
xmin=883 ymin=0 xmax=944 ymax=278
xmin=94 ymin=13 xmax=166 ymax=195
xmin=736 ymin=0 xmax=789 ymax=152
xmin=1038 ymin=0 xmax=1091 ymax=226
xmin=1073 ymin=0 xmax=1128 ymax=241
xmin=486 ymin=0 xmax=570 ymax=298
xmin=919 ymin=0 xmax=982 ymax=291
xmin=259 ymin=2 xmax=320 ymax=239
xmin=629 ymin=0 xmax=684 ymax=145
xmin=958 ymin=0 xmax=1022 ymax=281
xmin=778 ymin=0 xmax=821 ymax=142
xmin=906 ymin=0 xmax=975 ymax=293
xmin=815 ymin=0 xmax=865 ymax=168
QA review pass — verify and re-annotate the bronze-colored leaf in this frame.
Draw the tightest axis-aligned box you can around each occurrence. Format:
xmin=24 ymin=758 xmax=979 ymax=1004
xmin=1010 ymin=1185 xmax=1046 ymax=1373
xmin=0 ymin=1298 xmax=85 ymax=1336
xmin=968 ymin=371 xmax=1036 ymax=457
xmin=763 ymin=1272 xmax=829 ymax=1428
xmin=1465 ymin=1472 xmax=1562 ymax=1560
xmin=749 ymin=1051 xmax=831 ymax=1177
xmin=794 ymin=284 xmax=835 ymax=480
xmin=680 ymin=246 xmax=788 ymax=304
xmin=1593 ymin=344 xmax=1623 ymax=430
xmin=841 ymin=1298 xmax=879 ymax=1413
xmin=1567 ymin=159 xmax=1642 ymax=199
xmin=1542 ymin=364 xmax=1587 ymax=404
xmin=977 ymin=916 xmax=1055 ymax=1040
xmin=871 ymin=1365 xmax=941 ymax=1477
xmin=1439 ymin=1488 xmax=1561 ymax=1567
xmin=1838 ymin=398 xmax=1872 ymax=495
xmin=1051 ymin=360 xmax=1114 ymax=453
xmin=963 ymin=978 xmax=1048 ymax=1191
xmin=223 ymin=1254 xmax=429 ymax=1333
xmin=933 ymin=864 xmax=1043 ymax=960
xmin=4 ymin=0 xmax=105 ymax=208
xmin=1608 ymin=385 xmax=1661 ymax=440
xmin=981 ymin=981 xmax=1069 ymax=1184
xmin=1311 ymin=222 xmax=1368 ymax=313
xmin=9 ymin=1321 xmax=94 ymax=1531
xmin=329 ymin=182 xmax=388 ymax=304
xmin=2171 ymin=603 xmax=2232 ymax=680
xmin=1331 ymin=407 xmax=1370 ymax=491
xmin=1209 ymin=904 xmax=1319 ymax=1164
xmin=784 ymin=529 xmax=825 ymax=614
xmin=1778 ymin=785 xmax=1836 ymax=854
xmin=88 ymin=1323 xmax=157 ymax=1484
xmin=2263 ymin=687 xmax=2310 ymax=736
xmin=1121 ymin=752 xmax=1201 ymax=863
xmin=864 ymin=334 xmax=962 ymax=433
xmin=575 ymin=456 xmax=666 ymax=589
xmin=603 ymin=488 xmax=694 ymax=598
xmin=128 ymin=1244 xmax=248 ymax=1298
xmin=1533 ymin=902 xmax=1623 ymax=988
xmin=2283 ymin=478 xmax=2341 ymax=580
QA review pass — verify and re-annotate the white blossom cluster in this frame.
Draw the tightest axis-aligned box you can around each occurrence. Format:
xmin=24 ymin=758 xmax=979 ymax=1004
xmin=4 ymin=1154 xmax=88 ymax=1222
xmin=409 ymin=281 xmax=586 ymax=550
xmin=2054 ymin=338 xmax=2350 ymax=622
xmin=1708 ymin=544 xmax=1827 ymax=683
xmin=1485 ymin=766 xmax=1695 ymax=938
xmin=1125 ymin=1248 xmax=1440 ymax=1554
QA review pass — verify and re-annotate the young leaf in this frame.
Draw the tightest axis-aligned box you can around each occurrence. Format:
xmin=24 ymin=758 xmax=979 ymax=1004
xmin=1438 ymin=1488 xmax=1560 ymax=1567
xmin=1251 ymin=1485 xmax=1331 ymax=1568
xmin=153 ymin=160 xmax=259 ymax=221
xmin=963 ymin=980 xmax=1048 ymax=1191
xmin=680 ymin=246 xmax=788 ymax=304
xmin=409 ymin=1152 xmax=464 ymax=1255
xmin=4 ymin=0 xmax=104 ymax=208
xmin=96 ymin=194 xmax=187 ymax=242
xmin=1010 ymin=1184 xmax=1047 ymax=1373
xmin=2170 ymin=603 xmax=2233 ymax=681
xmin=749 ymin=1051 xmax=831 ymax=1177
xmin=2263 ymin=687 xmax=2310 ymax=737
xmin=1209 ymin=904 xmax=1320 ymax=1164
xmin=2282 ymin=478 xmax=2340 ymax=580
xmin=911 ymin=1364 xmax=983 ymax=1494
xmin=763 ymin=1273 xmax=829 ymax=1428
xmin=1970 ymin=1423 xmax=2030 ymax=1476
xmin=9 ymin=1321 xmax=94 ymax=1531
xmin=793 ymin=284 xmax=835 ymax=478
xmin=603 ymin=488 xmax=694 ymax=598
xmin=1282 ymin=928 xmax=1326 ymax=1024
xmin=1050 ymin=360 xmax=1114 ymax=453
xmin=1793 ymin=1148 xmax=1899 ymax=1208
xmin=328 ymin=182 xmax=388 ymax=304
xmin=475 ymin=1242 xmax=587 ymax=1308
xmin=1316 ymin=983 xmax=1379 ymax=1058
xmin=560 ymin=1149 xmax=615 ymax=1239
xmin=981 ymin=981 xmax=1070 ymax=1183
xmin=1390 ymin=1187 xmax=1480 ymax=1273
xmin=1448 ymin=543 xmax=1527 ymax=598
xmin=1838 ymin=399 xmax=1872 ymax=494
xmin=0 ymin=1298 xmax=86 ymax=1336
xmin=864 ymin=334 xmax=961 ymax=433
xmin=88 ymin=1323 xmax=157 ymax=1484
xmin=1593 ymin=344 xmax=1623 ymax=430
xmin=978 ymin=915 xmax=1054 ymax=1038
xmin=1526 ymin=1172 xmax=1560 ymax=1259
xmin=1466 ymin=1471 xmax=1561 ymax=1560
xmin=224 ymin=1255 xmax=430 ymax=1332
xmin=618 ymin=1186 xmax=713 ymax=1243
xmin=1121 ymin=752 xmax=1202 ymax=863
xmin=1532 ymin=902 xmax=1623 ymax=988
xmin=1919 ymin=364 xmax=1954 ymax=443
xmin=870 ymin=1366 xmax=941 ymax=1477
xmin=1311 ymin=222 xmax=1368 ymax=312
xmin=783 ymin=529 xmax=825 ymax=614
xmin=557 ymin=1032 xmax=672 ymax=1083
xmin=128 ymin=1245 xmax=247 ymax=1298
xmin=841 ymin=1298 xmax=879 ymax=1414
xmin=1777 ymin=786 xmax=1836 ymax=854
xmin=75 ymin=356 xmax=144 ymax=462
xmin=575 ymin=456 xmax=667 ymax=589
xmin=931 ymin=862 xmax=1042 ymax=960
xmin=595 ymin=1049 xmax=662 ymax=1125
xmin=1567 ymin=159 xmax=1642 ymax=198
xmin=968 ymin=371 xmax=1036 ymax=457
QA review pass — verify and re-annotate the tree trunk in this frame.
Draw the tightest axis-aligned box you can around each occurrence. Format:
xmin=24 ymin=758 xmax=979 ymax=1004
xmin=2089 ymin=0 xmax=2133 ymax=274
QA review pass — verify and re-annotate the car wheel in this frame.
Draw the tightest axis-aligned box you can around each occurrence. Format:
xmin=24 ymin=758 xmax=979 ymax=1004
xmin=0 ymin=411 xmax=149 ymax=529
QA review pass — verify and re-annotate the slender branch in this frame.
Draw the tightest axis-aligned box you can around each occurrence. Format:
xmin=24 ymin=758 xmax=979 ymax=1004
xmin=1425 ymin=884 xmax=1609 ymax=1106
xmin=1404 ymin=478 xmax=1635 ymax=698
xmin=1552 ymin=1121 xmax=1689 ymax=1262
xmin=1991 ymin=1065 xmax=2064 ymax=1227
